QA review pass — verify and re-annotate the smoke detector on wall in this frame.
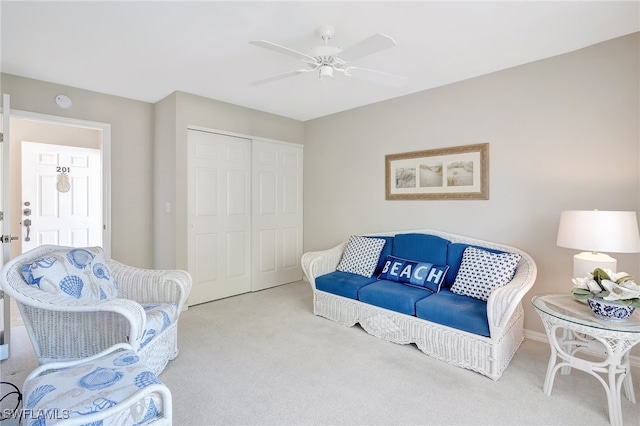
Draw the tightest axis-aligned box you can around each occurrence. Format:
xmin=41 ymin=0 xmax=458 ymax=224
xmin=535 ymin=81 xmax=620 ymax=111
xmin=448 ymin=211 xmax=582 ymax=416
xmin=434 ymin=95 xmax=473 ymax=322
xmin=54 ymin=94 xmax=72 ymax=109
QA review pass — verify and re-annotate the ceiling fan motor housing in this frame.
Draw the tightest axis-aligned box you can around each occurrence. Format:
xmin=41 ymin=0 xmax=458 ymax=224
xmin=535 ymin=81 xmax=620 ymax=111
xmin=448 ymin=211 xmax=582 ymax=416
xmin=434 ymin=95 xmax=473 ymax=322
xmin=311 ymin=46 xmax=343 ymax=64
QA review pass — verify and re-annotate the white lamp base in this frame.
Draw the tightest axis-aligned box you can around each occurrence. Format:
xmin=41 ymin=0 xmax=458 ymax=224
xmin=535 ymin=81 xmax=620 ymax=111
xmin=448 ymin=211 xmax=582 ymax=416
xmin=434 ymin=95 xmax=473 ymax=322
xmin=573 ymin=251 xmax=617 ymax=279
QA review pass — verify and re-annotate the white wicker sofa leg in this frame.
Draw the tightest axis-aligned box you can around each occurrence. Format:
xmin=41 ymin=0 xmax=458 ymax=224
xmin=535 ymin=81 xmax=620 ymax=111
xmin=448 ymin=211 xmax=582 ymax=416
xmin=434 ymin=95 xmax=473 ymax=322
xmin=21 ymin=343 xmax=172 ymax=425
xmin=302 ymin=229 xmax=537 ymax=380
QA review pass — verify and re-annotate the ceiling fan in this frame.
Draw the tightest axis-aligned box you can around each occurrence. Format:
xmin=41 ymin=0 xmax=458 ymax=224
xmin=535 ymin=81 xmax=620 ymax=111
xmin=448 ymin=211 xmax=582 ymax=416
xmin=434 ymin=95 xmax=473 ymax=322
xmin=249 ymin=25 xmax=408 ymax=88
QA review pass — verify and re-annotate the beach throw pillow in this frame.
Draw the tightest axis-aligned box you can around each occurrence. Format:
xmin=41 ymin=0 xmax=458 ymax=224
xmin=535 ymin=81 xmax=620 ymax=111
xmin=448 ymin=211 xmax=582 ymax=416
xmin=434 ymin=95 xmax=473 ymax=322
xmin=336 ymin=235 xmax=387 ymax=278
xmin=378 ymin=255 xmax=449 ymax=292
xmin=450 ymin=246 xmax=521 ymax=301
xmin=21 ymin=247 xmax=118 ymax=300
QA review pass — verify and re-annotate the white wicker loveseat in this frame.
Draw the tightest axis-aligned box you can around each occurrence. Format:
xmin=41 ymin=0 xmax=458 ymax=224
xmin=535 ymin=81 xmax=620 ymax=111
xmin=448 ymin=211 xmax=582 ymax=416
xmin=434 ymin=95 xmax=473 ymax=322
xmin=1 ymin=245 xmax=191 ymax=376
xmin=301 ymin=229 xmax=537 ymax=380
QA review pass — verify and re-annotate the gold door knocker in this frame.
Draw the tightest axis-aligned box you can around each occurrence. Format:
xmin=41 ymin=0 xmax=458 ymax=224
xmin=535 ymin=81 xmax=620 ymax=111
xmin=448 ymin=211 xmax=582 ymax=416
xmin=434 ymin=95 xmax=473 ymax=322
xmin=57 ymin=171 xmax=71 ymax=193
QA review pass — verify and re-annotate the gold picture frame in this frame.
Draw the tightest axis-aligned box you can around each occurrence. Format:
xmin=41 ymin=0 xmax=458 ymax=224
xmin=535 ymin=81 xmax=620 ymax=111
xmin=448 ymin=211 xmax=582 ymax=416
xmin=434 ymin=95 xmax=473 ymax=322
xmin=385 ymin=143 xmax=489 ymax=200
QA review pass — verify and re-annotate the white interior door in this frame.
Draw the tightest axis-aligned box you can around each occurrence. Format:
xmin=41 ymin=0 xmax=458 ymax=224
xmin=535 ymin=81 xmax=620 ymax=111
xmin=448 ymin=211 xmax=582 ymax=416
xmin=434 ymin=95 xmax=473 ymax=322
xmin=21 ymin=141 xmax=102 ymax=251
xmin=188 ymin=130 xmax=251 ymax=305
xmin=251 ymin=140 xmax=303 ymax=291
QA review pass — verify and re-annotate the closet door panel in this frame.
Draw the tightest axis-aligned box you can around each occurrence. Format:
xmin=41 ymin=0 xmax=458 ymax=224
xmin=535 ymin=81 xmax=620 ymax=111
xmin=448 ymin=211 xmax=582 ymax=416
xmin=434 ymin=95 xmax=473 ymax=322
xmin=188 ymin=130 xmax=251 ymax=305
xmin=252 ymin=140 xmax=303 ymax=291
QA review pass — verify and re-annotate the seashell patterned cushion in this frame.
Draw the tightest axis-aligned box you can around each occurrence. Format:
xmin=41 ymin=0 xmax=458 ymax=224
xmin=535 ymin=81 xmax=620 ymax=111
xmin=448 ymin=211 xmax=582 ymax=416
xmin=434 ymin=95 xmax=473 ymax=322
xmin=20 ymin=247 xmax=118 ymax=300
xmin=140 ymin=303 xmax=179 ymax=348
xmin=22 ymin=348 xmax=168 ymax=425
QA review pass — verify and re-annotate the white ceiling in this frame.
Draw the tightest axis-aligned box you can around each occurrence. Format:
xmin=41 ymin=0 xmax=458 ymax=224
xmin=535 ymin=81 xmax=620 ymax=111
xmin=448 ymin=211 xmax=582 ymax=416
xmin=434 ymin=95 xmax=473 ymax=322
xmin=2 ymin=1 xmax=639 ymax=122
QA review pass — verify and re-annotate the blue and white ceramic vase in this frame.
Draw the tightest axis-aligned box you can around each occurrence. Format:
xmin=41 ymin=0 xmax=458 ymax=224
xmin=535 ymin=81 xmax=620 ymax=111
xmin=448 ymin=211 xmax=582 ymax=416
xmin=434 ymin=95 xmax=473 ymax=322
xmin=587 ymin=298 xmax=635 ymax=322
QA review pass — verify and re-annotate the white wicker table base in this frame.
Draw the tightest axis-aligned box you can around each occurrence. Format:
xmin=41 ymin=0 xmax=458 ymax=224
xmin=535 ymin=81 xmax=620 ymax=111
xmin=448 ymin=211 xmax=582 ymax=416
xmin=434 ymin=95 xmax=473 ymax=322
xmin=533 ymin=293 xmax=640 ymax=426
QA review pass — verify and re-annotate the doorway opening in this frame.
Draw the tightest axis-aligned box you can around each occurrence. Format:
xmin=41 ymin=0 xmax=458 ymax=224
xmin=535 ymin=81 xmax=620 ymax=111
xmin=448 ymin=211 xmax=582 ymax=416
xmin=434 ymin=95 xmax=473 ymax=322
xmin=8 ymin=111 xmax=111 ymax=259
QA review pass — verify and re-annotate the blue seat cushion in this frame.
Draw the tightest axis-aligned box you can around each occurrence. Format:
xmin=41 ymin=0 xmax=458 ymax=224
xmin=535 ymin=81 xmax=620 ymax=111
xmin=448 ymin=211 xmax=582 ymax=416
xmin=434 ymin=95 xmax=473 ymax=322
xmin=445 ymin=243 xmax=505 ymax=287
xmin=415 ymin=289 xmax=490 ymax=337
xmin=316 ymin=271 xmax=378 ymax=300
xmin=358 ymin=280 xmax=433 ymax=315
xmin=392 ymin=233 xmax=449 ymax=265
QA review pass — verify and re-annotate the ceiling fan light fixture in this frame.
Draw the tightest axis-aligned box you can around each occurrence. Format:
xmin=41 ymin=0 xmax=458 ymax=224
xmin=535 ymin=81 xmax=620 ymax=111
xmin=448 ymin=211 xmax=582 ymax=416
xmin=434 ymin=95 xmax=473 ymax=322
xmin=319 ymin=64 xmax=334 ymax=80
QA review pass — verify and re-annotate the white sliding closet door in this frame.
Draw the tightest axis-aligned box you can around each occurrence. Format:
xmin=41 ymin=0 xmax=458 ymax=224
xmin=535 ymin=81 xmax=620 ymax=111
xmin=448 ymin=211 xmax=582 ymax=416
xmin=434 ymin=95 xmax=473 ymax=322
xmin=251 ymin=140 xmax=303 ymax=291
xmin=188 ymin=130 xmax=251 ymax=305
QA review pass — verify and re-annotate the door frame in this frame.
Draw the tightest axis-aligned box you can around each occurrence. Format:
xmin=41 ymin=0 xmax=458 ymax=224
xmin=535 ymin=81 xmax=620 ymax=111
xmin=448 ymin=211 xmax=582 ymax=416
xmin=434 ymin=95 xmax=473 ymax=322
xmin=9 ymin=109 xmax=112 ymax=256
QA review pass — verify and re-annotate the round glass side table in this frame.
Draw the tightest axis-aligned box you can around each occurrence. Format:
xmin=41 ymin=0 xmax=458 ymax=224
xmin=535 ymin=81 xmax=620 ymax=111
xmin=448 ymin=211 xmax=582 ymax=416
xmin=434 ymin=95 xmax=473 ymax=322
xmin=532 ymin=293 xmax=640 ymax=426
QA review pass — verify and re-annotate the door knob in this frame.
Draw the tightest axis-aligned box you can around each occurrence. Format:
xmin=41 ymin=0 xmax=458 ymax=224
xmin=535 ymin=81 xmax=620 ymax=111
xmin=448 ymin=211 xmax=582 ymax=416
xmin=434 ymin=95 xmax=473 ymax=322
xmin=24 ymin=219 xmax=31 ymax=242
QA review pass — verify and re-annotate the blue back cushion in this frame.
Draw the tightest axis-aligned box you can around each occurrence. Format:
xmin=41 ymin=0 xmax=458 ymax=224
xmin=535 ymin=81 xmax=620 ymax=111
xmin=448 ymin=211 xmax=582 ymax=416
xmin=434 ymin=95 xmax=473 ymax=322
xmin=445 ymin=243 xmax=505 ymax=286
xmin=365 ymin=236 xmax=394 ymax=275
xmin=392 ymin=233 xmax=450 ymax=265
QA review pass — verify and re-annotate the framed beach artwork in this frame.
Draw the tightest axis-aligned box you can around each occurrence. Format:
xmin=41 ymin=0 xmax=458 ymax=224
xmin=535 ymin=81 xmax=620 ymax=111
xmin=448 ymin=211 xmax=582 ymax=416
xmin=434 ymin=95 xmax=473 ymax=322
xmin=385 ymin=143 xmax=489 ymax=200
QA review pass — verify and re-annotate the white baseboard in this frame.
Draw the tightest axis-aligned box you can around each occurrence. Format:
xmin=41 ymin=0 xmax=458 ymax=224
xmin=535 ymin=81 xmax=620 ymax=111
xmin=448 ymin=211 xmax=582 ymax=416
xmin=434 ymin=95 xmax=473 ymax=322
xmin=524 ymin=328 xmax=640 ymax=369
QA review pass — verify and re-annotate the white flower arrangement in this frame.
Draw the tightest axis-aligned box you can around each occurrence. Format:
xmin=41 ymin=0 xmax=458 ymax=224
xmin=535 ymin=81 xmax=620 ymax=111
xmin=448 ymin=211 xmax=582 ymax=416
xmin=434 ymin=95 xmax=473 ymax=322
xmin=572 ymin=268 xmax=640 ymax=308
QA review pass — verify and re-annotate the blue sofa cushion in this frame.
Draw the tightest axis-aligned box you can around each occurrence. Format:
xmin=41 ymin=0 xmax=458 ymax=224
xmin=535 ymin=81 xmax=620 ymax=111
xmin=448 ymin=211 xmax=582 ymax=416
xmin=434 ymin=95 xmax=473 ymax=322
xmin=336 ymin=235 xmax=387 ymax=278
xmin=392 ymin=233 xmax=449 ymax=265
xmin=358 ymin=280 xmax=433 ymax=315
xmin=316 ymin=271 xmax=378 ymax=300
xmin=415 ymin=289 xmax=490 ymax=337
xmin=445 ymin=243 xmax=506 ymax=287
xmin=450 ymin=246 xmax=521 ymax=301
xmin=378 ymin=255 xmax=449 ymax=292
xmin=365 ymin=236 xmax=394 ymax=275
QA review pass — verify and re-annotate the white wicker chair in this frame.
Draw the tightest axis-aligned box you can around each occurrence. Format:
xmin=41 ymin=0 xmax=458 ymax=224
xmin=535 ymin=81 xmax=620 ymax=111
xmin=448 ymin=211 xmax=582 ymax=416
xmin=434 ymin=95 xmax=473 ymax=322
xmin=0 ymin=245 xmax=191 ymax=376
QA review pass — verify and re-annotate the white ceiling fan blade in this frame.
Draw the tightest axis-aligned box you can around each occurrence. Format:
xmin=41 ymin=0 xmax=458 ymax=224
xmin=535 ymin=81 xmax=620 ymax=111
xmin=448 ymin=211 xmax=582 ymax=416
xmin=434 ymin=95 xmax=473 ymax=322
xmin=249 ymin=69 xmax=313 ymax=86
xmin=250 ymin=40 xmax=318 ymax=63
xmin=345 ymin=67 xmax=408 ymax=88
xmin=339 ymin=34 xmax=397 ymax=63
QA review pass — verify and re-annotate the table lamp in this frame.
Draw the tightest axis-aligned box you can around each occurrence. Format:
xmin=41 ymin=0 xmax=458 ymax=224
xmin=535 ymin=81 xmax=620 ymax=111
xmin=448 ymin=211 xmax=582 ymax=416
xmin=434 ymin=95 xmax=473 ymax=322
xmin=556 ymin=210 xmax=640 ymax=278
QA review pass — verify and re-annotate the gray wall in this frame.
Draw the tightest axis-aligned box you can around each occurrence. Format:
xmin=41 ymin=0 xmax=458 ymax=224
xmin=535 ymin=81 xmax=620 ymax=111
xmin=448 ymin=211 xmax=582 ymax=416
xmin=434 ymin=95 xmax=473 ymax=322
xmin=303 ymin=33 xmax=640 ymax=338
xmin=2 ymin=74 xmax=155 ymax=267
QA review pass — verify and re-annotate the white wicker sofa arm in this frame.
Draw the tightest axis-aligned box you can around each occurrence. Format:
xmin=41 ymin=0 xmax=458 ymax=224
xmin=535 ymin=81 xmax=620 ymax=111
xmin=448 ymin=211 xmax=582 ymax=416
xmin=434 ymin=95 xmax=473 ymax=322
xmin=486 ymin=250 xmax=537 ymax=337
xmin=301 ymin=242 xmax=347 ymax=289
xmin=108 ymin=260 xmax=192 ymax=312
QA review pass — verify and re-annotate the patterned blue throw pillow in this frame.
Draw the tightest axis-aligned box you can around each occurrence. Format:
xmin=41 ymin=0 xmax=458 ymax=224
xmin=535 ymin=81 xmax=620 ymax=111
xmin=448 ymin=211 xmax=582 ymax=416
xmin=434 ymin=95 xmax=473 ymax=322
xmin=336 ymin=235 xmax=387 ymax=278
xmin=378 ymin=255 xmax=449 ymax=292
xmin=21 ymin=247 xmax=118 ymax=300
xmin=450 ymin=246 xmax=521 ymax=301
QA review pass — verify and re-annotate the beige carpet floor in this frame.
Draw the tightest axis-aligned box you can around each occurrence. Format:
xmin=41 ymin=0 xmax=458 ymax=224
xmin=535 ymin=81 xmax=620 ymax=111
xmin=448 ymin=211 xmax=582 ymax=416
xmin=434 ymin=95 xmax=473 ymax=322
xmin=2 ymin=281 xmax=639 ymax=425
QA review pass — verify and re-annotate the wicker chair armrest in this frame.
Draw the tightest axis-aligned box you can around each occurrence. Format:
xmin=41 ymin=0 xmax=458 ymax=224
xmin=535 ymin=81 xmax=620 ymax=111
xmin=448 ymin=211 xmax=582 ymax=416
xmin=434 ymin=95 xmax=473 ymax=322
xmin=15 ymin=294 xmax=147 ymax=360
xmin=108 ymin=260 xmax=192 ymax=311
xmin=486 ymin=251 xmax=537 ymax=336
xmin=24 ymin=343 xmax=135 ymax=382
xmin=301 ymin=242 xmax=348 ymax=289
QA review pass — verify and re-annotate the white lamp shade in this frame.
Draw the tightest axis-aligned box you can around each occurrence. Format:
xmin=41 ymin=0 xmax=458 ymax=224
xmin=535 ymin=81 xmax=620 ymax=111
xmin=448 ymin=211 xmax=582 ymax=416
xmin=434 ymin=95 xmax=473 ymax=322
xmin=557 ymin=210 xmax=640 ymax=253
